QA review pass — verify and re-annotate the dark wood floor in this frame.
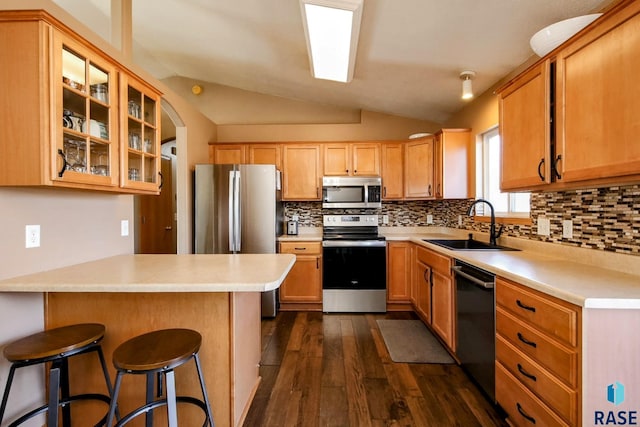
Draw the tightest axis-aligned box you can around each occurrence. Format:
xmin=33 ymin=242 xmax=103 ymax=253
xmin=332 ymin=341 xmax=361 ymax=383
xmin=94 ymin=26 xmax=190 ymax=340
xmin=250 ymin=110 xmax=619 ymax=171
xmin=243 ymin=311 xmax=507 ymax=427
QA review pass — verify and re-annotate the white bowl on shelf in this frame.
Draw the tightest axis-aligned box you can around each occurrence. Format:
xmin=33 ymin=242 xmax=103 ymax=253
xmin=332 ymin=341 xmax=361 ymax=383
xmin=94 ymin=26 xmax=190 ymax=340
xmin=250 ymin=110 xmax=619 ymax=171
xmin=530 ymin=13 xmax=602 ymax=57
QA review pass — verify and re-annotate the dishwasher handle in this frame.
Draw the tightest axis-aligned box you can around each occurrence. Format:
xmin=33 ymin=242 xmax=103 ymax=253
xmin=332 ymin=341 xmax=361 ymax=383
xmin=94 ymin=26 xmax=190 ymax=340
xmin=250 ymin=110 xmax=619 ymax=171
xmin=452 ymin=266 xmax=495 ymax=289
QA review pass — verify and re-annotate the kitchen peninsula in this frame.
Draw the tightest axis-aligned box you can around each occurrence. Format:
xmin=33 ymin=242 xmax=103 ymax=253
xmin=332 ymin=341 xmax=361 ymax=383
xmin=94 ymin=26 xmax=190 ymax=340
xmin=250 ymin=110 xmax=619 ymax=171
xmin=0 ymin=253 xmax=296 ymax=427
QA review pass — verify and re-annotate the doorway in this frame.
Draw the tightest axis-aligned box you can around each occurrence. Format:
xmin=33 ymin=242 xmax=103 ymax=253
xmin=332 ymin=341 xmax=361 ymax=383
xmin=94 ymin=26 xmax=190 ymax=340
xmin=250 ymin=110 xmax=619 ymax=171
xmin=137 ymin=143 xmax=177 ymax=253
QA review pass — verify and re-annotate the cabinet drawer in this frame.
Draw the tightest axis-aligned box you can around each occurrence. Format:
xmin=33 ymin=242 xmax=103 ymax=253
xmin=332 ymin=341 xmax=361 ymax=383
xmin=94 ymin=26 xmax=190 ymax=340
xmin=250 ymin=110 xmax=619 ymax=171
xmin=496 ymin=277 xmax=579 ymax=347
xmin=496 ymin=335 xmax=578 ymax=425
xmin=279 ymin=241 xmax=321 ymax=255
xmin=416 ymin=246 xmax=451 ymax=273
xmin=496 ymin=363 xmax=570 ymax=427
xmin=496 ymin=307 xmax=578 ymax=387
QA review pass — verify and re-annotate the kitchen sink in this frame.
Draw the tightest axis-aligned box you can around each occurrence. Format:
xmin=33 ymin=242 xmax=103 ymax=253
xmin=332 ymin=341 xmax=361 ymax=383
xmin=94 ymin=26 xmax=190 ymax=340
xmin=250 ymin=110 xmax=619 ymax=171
xmin=424 ymin=238 xmax=520 ymax=251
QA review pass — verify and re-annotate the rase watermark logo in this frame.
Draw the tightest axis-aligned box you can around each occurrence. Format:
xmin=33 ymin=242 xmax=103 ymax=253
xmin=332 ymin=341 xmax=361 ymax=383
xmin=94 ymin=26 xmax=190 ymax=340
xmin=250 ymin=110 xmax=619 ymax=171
xmin=595 ymin=382 xmax=638 ymax=425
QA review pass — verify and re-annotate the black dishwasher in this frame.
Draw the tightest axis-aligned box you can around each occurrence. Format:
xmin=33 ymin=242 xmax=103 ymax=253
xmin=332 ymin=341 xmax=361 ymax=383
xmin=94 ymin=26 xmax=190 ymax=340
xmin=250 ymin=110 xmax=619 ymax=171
xmin=453 ymin=259 xmax=496 ymax=402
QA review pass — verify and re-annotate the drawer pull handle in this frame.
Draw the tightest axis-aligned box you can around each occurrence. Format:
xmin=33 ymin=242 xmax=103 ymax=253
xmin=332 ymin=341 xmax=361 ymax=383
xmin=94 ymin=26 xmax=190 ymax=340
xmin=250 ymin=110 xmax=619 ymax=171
xmin=517 ymin=363 xmax=537 ymax=382
xmin=517 ymin=332 xmax=537 ymax=348
xmin=516 ymin=299 xmax=536 ymax=312
xmin=294 ymin=247 xmax=306 ymax=250
xmin=517 ymin=403 xmax=536 ymax=424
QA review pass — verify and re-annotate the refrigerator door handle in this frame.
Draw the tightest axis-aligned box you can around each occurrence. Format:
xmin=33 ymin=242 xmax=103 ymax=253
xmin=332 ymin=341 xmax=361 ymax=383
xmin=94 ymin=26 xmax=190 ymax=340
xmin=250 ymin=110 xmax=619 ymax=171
xmin=234 ymin=170 xmax=241 ymax=252
xmin=228 ymin=170 xmax=237 ymax=252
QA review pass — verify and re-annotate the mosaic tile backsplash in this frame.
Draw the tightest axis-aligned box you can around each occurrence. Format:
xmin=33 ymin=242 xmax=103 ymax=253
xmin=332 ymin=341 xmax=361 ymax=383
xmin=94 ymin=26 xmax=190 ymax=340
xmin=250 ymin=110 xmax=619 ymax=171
xmin=284 ymin=184 xmax=640 ymax=256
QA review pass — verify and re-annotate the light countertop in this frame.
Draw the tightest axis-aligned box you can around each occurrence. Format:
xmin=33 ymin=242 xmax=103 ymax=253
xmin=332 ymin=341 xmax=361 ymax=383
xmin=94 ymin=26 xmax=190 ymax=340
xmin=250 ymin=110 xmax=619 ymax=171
xmin=0 ymin=254 xmax=296 ymax=293
xmin=380 ymin=227 xmax=640 ymax=310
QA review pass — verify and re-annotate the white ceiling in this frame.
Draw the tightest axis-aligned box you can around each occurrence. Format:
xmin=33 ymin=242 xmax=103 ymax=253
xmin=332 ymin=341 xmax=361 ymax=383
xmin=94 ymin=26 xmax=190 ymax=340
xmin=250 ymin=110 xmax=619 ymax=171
xmin=53 ymin=0 xmax=611 ymax=123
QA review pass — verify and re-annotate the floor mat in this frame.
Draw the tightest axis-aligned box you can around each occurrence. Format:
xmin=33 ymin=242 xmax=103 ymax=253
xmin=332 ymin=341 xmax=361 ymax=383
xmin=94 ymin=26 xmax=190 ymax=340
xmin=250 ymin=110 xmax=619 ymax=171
xmin=376 ymin=319 xmax=454 ymax=364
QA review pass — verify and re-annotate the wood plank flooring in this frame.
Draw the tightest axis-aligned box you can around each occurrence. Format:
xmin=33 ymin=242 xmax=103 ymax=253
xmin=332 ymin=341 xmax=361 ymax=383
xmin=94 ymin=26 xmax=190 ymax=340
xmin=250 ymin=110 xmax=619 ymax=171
xmin=243 ymin=311 xmax=508 ymax=427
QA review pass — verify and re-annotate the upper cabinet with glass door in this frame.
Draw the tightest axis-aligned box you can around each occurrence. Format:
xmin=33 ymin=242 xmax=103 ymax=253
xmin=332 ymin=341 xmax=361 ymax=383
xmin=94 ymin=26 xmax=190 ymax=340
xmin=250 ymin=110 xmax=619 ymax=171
xmin=120 ymin=74 xmax=161 ymax=192
xmin=0 ymin=11 xmax=161 ymax=194
xmin=55 ymin=31 xmax=119 ymax=188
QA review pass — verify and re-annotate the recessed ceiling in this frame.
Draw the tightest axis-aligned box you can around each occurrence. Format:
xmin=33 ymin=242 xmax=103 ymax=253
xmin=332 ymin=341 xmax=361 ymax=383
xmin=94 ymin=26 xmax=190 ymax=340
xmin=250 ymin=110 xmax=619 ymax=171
xmin=53 ymin=0 xmax=612 ymax=123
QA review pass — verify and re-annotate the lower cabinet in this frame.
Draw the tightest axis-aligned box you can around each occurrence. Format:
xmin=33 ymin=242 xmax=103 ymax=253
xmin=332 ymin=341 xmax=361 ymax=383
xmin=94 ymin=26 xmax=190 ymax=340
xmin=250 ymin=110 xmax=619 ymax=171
xmin=495 ymin=277 xmax=581 ymax=427
xmin=278 ymin=241 xmax=322 ymax=310
xmin=386 ymin=242 xmax=412 ymax=307
xmin=411 ymin=245 xmax=455 ymax=351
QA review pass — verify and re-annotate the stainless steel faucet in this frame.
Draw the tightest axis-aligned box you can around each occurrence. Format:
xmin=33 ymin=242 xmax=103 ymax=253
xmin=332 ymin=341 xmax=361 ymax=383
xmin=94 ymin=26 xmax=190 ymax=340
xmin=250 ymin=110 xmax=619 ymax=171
xmin=467 ymin=199 xmax=503 ymax=246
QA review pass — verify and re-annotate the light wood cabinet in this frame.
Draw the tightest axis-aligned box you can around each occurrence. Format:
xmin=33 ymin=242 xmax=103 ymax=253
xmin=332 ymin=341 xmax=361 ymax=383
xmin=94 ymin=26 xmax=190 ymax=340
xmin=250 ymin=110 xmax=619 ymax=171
xmin=248 ymin=144 xmax=281 ymax=169
xmin=496 ymin=277 xmax=581 ymax=426
xmin=380 ymin=142 xmax=404 ymax=200
xmin=278 ymin=242 xmax=322 ymax=309
xmin=433 ymin=129 xmax=470 ymax=199
xmin=282 ymin=144 xmax=322 ymax=200
xmin=120 ymin=74 xmax=161 ymax=192
xmin=499 ymin=61 xmax=551 ymax=191
xmin=386 ymin=242 xmax=412 ymax=305
xmin=404 ymin=137 xmax=434 ymax=199
xmin=499 ymin=0 xmax=640 ymax=191
xmin=0 ymin=11 xmax=161 ymax=194
xmin=210 ymin=144 xmax=246 ymax=164
xmin=323 ymin=142 xmax=380 ymax=176
xmin=556 ymin=2 xmax=640 ymax=185
xmin=415 ymin=246 xmax=454 ymax=350
xmin=413 ymin=258 xmax=431 ymax=323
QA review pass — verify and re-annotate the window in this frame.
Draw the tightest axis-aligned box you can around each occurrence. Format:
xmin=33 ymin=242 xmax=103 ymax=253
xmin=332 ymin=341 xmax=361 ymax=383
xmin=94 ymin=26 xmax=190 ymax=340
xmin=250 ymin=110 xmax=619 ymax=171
xmin=475 ymin=127 xmax=530 ymax=217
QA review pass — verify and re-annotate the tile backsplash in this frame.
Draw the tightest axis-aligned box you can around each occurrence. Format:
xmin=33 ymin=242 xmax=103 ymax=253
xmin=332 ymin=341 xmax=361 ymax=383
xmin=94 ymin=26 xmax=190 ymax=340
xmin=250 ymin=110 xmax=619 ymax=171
xmin=284 ymin=184 xmax=640 ymax=256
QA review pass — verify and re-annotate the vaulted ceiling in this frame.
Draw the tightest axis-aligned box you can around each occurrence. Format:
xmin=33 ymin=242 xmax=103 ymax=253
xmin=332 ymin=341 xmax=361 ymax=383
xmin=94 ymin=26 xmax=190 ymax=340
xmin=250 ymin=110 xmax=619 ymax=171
xmin=53 ymin=0 xmax=611 ymax=123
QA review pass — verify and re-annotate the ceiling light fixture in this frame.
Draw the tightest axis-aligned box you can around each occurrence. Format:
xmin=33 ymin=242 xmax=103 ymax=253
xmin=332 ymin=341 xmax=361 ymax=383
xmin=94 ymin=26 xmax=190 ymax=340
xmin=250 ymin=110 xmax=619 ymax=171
xmin=299 ymin=0 xmax=363 ymax=83
xmin=460 ymin=71 xmax=476 ymax=100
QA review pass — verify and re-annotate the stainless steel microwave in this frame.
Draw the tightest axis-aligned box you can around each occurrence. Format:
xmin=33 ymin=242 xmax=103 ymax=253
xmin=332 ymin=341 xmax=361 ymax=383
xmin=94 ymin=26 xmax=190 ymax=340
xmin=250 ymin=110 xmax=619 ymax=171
xmin=322 ymin=176 xmax=382 ymax=209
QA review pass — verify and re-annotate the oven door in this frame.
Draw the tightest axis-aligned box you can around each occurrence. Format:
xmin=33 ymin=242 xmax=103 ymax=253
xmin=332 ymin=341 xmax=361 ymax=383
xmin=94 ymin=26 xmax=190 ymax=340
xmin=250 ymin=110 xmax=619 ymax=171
xmin=322 ymin=241 xmax=386 ymax=290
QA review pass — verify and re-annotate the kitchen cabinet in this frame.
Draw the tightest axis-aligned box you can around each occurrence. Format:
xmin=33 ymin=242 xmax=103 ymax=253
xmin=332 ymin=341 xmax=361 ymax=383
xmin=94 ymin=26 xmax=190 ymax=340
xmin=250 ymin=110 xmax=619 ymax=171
xmin=413 ymin=257 xmax=431 ymax=323
xmin=496 ymin=277 xmax=580 ymax=427
xmin=282 ymin=144 xmax=322 ymax=200
xmin=415 ymin=246 xmax=454 ymax=350
xmin=248 ymin=144 xmax=281 ymax=169
xmin=433 ymin=129 xmax=470 ymax=199
xmin=380 ymin=142 xmax=404 ymax=200
xmin=120 ymin=74 xmax=161 ymax=191
xmin=386 ymin=242 xmax=412 ymax=307
xmin=323 ymin=142 xmax=380 ymax=176
xmin=0 ymin=11 xmax=161 ymax=194
xmin=404 ymin=136 xmax=434 ymax=199
xmin=278 ymin=241 xmax=322 ymax=310
xmin=556 ymin=1 xmax=640 ymax=186
xmin=499 ymin=0 xmax=640 ymax=191
xmin=499 ymin=61 xmax=551 ymax=191
xmin=210 ymin=144 xmax=246 ymax=164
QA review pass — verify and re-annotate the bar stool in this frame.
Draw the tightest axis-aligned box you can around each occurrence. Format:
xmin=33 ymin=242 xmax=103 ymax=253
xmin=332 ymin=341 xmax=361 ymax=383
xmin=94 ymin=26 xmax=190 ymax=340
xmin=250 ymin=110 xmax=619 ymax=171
xmin=0 ymin=323 xmax=116 ymax=426
xmin=106 ymin=328 xmax=215 ymax=427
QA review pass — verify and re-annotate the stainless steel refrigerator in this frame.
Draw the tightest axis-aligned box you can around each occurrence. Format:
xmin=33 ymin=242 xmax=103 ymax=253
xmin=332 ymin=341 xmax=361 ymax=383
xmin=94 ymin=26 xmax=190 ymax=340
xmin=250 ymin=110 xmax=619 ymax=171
xmin=194 ymin=164 xmax=283 ymax=317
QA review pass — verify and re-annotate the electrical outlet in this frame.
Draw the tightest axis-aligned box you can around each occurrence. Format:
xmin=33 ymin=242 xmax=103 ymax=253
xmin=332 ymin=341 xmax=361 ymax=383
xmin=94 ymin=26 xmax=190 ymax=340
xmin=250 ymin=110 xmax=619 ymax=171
xmin=562 ymin=220 xmax=573 ymax=239
xmin=121 ymin=220 xmax=129 ymax=237
xmin=426 ymin=214 xmax=433 ymax=224
xmin=25 ymin=225 xmax=40 ymax=248
xmin=292 ymin=215 xmax=299 ymax=221
xmin=537 ymin=217 xmax=550 ymax=236
xmin=382 ymin=215 xmax=389 ymax=224
xmin=458 ymin=215 xmax=463 ymax=226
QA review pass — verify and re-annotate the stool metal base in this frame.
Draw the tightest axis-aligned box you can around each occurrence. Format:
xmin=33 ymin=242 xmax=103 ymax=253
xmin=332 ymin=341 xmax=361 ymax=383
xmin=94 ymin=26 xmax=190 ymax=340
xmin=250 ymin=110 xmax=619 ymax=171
xmin=107 ymin=352 xmax=214 ymax=427
xmin=0 ymin=342 xmax=117 ymax=427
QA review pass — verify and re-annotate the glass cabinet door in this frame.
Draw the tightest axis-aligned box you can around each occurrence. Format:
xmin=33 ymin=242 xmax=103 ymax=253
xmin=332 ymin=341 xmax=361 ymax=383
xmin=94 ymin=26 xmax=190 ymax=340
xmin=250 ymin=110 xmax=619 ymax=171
xmin=53 ymin=31 xmax=118 ymax=187
xmin=121 ymin=75 xmax=161 ymax=192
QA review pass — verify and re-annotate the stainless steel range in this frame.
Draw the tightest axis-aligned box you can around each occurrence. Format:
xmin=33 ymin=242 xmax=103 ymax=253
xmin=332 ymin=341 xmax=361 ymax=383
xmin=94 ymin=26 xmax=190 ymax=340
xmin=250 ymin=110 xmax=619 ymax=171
xmin=322 ymin=214 xmax=386 ymax=313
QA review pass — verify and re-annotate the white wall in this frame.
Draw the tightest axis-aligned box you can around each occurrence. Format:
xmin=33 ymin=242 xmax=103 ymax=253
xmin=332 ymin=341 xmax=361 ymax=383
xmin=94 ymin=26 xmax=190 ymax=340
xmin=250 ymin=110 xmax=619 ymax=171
xmin=0 ymin=188 xmax=133 ymax=423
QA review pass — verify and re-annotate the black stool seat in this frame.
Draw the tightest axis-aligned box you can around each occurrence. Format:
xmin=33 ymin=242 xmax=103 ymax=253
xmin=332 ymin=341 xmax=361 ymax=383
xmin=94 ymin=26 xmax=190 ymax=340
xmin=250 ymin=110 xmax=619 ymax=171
xmin=0 ymin=323 xmax=116 ymax=427
xmin=106 ymin=328 xmax=215 ymax=427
